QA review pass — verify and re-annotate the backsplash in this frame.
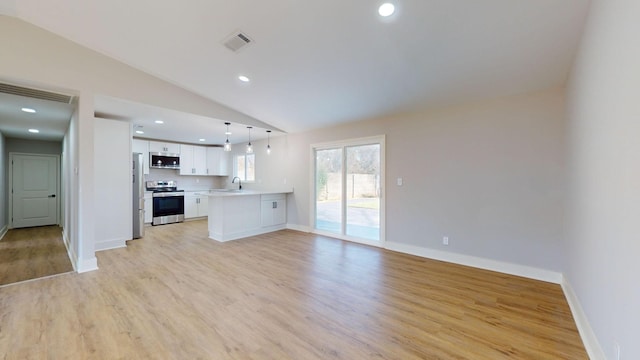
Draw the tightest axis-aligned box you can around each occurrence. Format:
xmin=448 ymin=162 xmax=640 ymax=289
xmin=146 ymin=168 xmax=227 ymax=190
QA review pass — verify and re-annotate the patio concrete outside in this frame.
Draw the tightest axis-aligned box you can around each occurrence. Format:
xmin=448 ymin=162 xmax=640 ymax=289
xmin=316 ymin=199 xmax=380 ymax=240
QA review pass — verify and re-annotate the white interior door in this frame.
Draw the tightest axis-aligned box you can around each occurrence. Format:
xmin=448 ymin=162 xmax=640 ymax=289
xmin=11 ymin=154 xmax=59 ymax=228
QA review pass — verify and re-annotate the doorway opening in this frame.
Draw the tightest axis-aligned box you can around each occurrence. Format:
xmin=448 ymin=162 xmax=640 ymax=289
xmin=1 ymin=152 xmax=71 ymax=287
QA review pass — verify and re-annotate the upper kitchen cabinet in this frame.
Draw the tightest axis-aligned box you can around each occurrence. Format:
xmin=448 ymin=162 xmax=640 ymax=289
xmin=206 ymin=147 xmax=229 ymax=176
xmin=180 ymin=144 xmax=207 ymax=175
xmin=132 ymin=139 xmax=150 ymax=175
xmin=149 ymin=141 xmax=180 ymax=154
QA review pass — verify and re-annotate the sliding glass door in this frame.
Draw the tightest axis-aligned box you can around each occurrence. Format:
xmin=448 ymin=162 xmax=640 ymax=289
xmin=315 ymin=148 xmax=343 ymax=234
xmin=314 ymin=136 xmax=384 ymax=245
xmin=345 ymin=144 xmax=380 ymax=240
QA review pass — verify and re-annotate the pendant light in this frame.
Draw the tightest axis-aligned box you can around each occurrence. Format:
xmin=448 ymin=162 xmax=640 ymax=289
xmin=246 ymin=126 xmax=253 ymax=154
xmin=224 ymin=122 xmax=232 ymax=152
xmin=266 ymin=130 xmax=272 ymax=155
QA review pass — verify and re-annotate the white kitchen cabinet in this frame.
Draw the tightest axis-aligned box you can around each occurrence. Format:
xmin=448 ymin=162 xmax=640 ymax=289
xmin=184 ymin=195 xmax=198 ymax=218
xmin=206 ymin=147 xmax=229 ymax=176
xmin=143 ymin=192 xmax=153 ymax=223
xmin=132 ymin=139 xmax=150 ymax=175
xmin=199 ymin=196 xmax=208 ymax=216
xmin=180 ymin=144 xmax=207 ymax=175
xmin=149 ymin=141 xmax=180 ymax=154
xmin=261 ymin=194 xmax=286 ymax=227
xmin=180 ymin=145 xmax=194 ymax=175
xmin=185 ymin=191 xmax=209 ymax=218
xmin=208 ymin=191 xmax=292 ymax=242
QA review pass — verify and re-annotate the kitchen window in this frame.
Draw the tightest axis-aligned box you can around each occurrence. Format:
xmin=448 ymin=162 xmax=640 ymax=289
xmin=235 ymin=154 xmax=255 ymax=182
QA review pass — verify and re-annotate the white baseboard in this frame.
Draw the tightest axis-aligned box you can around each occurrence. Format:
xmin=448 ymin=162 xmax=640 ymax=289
xmin=61 ymin=229 xmax=99 ymax=273
xmin=561 ymin=276 xmax=605 ymax=360
xmin=0 ymin=225 xmax=7 ymax=241
xmin=62 ymin=229 xmax=78 ymax=272
xmin=77 ymin=257 xmax=98 ymax=273
xmin=94 ymin=238 xmax=127 ymax=252
xmin=384 ymin=241 xmax=563 ymax=284
xmin=286 ymin=223 xmax=311 ymax=233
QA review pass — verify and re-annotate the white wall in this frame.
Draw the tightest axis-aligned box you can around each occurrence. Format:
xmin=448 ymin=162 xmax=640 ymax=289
xmin=147 ymin=168 xmax=225 ymax=190
xmin=565 ymin=0 xmax=640 ymax=358
xmin=0 ymin=131 xmax=6 ymax=237
xmin=247 ymin=88 xmax=566 ymax=276
xmin=62 ymin=108 xmax=79 ymax=269
xmin=5 ymin=138 xmax=62 ymax=155
xmin=94 ymin=118 xmax=132 ymax=251
xmin=225 ymin=134 xmax=290 ymax=191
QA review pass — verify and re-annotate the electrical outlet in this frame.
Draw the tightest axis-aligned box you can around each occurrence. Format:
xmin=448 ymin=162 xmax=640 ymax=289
xmin=397 ymin=177 xmax=403 ymax=186
xmin=443 ymin=236 xmax=449 ymax=246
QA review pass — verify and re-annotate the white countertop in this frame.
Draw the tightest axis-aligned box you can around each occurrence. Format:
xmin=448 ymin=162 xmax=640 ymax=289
xmin=207 ymin=189 xmax=293 ymax=197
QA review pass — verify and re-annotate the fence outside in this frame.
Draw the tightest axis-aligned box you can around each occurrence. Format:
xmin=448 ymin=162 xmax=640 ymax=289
xmin=317 ymin=173 xmax=379 ymax=201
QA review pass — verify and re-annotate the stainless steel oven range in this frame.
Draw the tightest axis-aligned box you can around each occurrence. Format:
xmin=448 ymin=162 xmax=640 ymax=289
xmin=146 ymin=180 xmax=185 ymax=225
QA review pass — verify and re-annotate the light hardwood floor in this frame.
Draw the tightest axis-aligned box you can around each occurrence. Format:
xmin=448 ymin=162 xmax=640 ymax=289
xmin=0 ymin=220 xmax=587 ymax=359
xmin=0 ymin=225 xmax=73 ymax=287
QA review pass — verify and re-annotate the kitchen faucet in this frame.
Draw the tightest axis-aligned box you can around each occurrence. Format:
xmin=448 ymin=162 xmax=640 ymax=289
xmin=232 ymin=176 xmax=242 ymax=190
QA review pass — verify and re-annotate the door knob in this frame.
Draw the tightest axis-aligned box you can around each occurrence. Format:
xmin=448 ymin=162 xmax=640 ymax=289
xmin=48 ymin=194 xmax=56 ymax=198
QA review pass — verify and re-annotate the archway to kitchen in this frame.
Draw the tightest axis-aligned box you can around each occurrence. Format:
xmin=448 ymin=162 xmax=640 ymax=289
xmin=312 ymin=135 xmax=385 ymax=247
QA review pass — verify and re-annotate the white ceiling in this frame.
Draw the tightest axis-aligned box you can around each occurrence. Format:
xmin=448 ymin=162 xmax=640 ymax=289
xmin=0 ymin=0 xmax=589 ymax=142
xmin=95 ymin=95 xmax=280 ymax=145
xmin=0 ymin=92 xmax=74 ymax=141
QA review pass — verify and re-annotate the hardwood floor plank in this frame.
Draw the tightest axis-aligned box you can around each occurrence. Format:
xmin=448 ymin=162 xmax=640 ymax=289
xmin=0 ymin=225 xmax=73 ymax=286
xmin=0 ymin=221 xmax=587 ymax=359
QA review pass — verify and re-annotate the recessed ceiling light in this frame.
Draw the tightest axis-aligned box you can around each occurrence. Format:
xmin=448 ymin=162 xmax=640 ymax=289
xmin=378 ymin=3 xmax=395 ymax=17
xmin=135 ymin=130 xmax=144 ymax=134
xmin=155 ymin=120 xmax=164 ymax=124
xmin=22 ymin=107 xmax=36 ymax=113
xmin=238 ymin=75 xmax=250 ymax=82
xmin=199 ymin=138 xmax=206 ymax=142
xmin=28 ymin=128 xmax=39 ymax=133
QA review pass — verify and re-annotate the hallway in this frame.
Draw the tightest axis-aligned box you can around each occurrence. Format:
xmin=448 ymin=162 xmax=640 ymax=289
xmin=0 ymin=225 xmax=73 ymax=287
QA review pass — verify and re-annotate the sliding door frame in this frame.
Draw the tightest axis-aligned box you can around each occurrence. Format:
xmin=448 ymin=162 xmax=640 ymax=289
xmin=310 ymin=135 xmax=386 ymax=247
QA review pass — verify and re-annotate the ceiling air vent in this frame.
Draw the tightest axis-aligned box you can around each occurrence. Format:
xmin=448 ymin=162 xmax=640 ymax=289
xmin=0 ymin=82 xmax=74 ymax=104
xmin=222 ymin=31 xmax=253 ymax=53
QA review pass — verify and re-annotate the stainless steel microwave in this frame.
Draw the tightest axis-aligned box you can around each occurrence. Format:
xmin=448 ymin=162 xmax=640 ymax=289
xmin=150 ymin=152 xmax=180 ymax=169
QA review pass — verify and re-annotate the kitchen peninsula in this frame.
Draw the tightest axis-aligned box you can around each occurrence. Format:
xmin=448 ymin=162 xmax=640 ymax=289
xmin=207 ymin=190 xmax=293 ymax=242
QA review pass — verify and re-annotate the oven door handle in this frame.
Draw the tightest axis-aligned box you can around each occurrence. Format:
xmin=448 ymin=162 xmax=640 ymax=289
xmin=152 ymin=193 xmax=184 ymax=198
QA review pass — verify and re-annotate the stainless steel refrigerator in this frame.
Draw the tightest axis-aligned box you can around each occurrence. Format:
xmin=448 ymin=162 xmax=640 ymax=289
xmin=132 ymin=152 xmax=145 ymax=239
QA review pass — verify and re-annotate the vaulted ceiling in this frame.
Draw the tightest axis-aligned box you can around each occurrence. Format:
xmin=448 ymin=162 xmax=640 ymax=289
xmin=0 ymin=0 xmax=590 ymax=136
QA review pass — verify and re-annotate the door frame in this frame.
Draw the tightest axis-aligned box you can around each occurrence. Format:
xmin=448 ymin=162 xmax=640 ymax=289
xmin=8 ymin=152 xmax=61 ymax=229
xmin=309 ymin=135 xmax=386 ymax=247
